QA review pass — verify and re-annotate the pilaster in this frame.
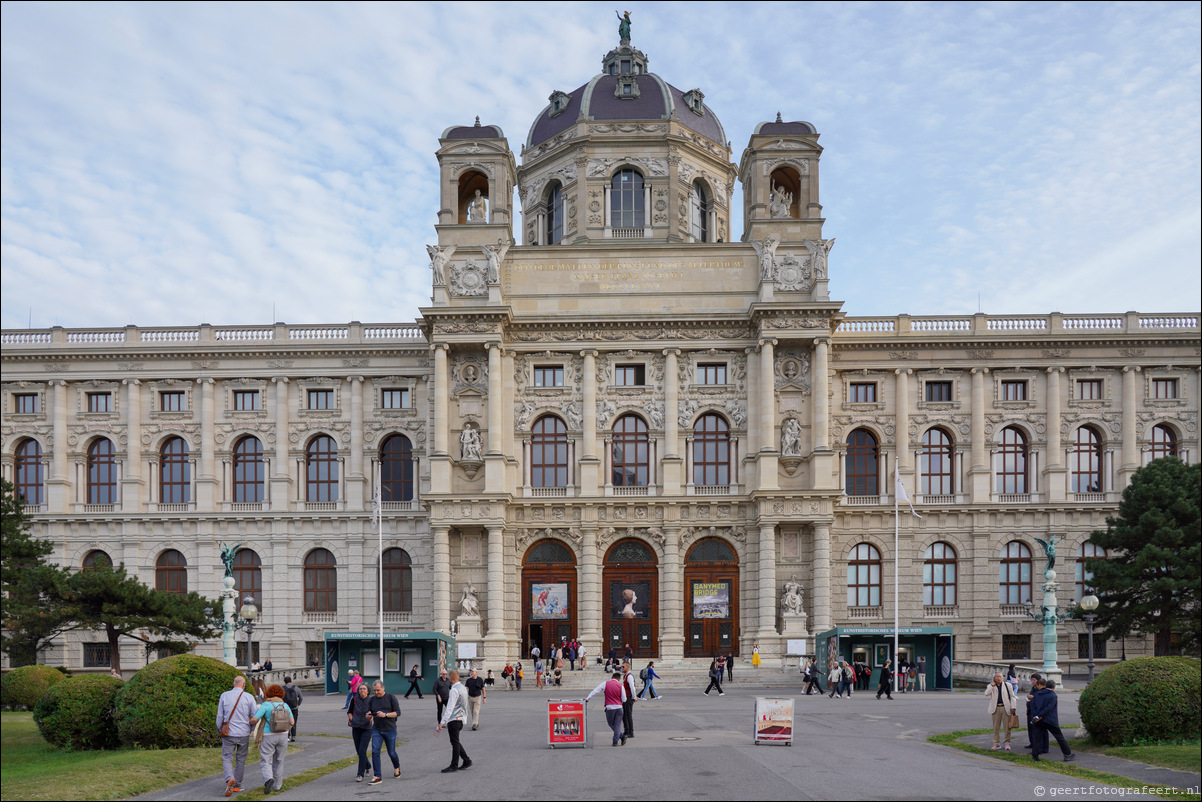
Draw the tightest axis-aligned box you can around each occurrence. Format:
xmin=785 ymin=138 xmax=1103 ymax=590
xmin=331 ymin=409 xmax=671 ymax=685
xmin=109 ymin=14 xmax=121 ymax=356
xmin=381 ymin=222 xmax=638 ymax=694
xmin=811 ymin=522 xmax=831 ymax=632
xmin=969 ymin=368 xmax=990 ymax=502
xmin=1119 ymin=366 xmax=1140 ymax=489
xmin=197 ymin=377 xmax=218 ymax=508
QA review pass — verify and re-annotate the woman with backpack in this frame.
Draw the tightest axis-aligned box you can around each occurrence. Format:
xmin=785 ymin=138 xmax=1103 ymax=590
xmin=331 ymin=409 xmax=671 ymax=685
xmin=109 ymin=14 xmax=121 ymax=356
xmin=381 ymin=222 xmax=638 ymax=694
xmin=638 ymin=661 xmax=662 ymax=699
xmin=253 ymin=684 xmax=294 ymax=795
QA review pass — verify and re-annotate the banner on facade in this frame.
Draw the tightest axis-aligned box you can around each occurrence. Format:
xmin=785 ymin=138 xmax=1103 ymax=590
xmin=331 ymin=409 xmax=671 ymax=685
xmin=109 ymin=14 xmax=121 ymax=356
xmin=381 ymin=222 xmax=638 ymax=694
xmin=531 ymin=583 xmax=570 ymax=620
xmin=692 ymin=581 xmax=730 ymax=619
xmin=609 ymin=581 xmax=651 ymax=620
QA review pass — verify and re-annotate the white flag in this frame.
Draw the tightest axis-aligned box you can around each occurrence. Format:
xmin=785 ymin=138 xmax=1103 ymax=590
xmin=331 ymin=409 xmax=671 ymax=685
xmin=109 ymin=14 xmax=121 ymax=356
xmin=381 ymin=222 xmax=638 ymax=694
xmin=895 ymin=475 xmax=922 ymax=518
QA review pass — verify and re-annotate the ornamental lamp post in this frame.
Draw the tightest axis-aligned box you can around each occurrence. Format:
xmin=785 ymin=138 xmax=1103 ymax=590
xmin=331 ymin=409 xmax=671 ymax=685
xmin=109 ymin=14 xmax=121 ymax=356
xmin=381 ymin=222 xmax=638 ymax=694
xmin=1080 ymin=592 xmax=1099 ymax=683
xmin=239 ymin=594 xmax=259 ymax=671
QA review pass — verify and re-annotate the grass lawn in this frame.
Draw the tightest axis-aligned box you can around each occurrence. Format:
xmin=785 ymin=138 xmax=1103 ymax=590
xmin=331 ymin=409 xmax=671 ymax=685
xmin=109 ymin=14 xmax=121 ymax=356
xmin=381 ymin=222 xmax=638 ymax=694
xmin=1 ymin=711 xmax=224 ymax=801
xmin=1072 ymin=738 xmax=1202 ymax=774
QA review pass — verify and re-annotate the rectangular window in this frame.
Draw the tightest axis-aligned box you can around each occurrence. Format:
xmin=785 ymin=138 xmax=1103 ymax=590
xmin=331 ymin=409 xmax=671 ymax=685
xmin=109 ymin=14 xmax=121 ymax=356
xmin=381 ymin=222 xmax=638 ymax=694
xmin=925 ymin=381 xmax=953 ymax=402
xmin=1001 ymin=381 xmax=1027 ymax=401
xmin=159 ymin=391 xmax=185 ymax=412
xmin=1001 ymin=635 xmax=1030 ymax=661
xmin=1152 ymin=379 xmax=1178 ymax=399
xmin=697 ymin=364 xmax=727 ymax=385
xmin=614 ymin=365 xmax=645 ymax=386
xmin=233 ymin=390 xmax=260 ymax=411
xmin=87 ymin=392 xmax=112 ymax=413
xmin=14 ymin=393 xmax=39 ymax=414
xmin=83 ymin=642 xmax=112 ymax=668
xmin=534 ymin=366 xmax=564 ymax=387
xmin=1077 ymin=633 xmax=1107 ymax=660
xmin=381 ymin=388 xmax=409 ymax=409
xmin=308 ymin=389 xmax=334 ymax=410
xmin=848 ymin=383 xmax=877 ymax=403
xmin=1077 ymin=379 xmax=1103 ymax=400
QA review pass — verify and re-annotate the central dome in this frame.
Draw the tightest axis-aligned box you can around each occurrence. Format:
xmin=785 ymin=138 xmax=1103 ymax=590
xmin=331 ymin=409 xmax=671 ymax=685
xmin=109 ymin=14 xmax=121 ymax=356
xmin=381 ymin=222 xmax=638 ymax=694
xmin=525 ymin=43 xmax=726 ymax=153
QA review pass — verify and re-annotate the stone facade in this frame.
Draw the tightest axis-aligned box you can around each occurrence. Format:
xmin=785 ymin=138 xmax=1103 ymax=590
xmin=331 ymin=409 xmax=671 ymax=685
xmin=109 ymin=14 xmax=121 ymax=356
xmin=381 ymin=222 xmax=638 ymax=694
xmin=3 ymin=36 xmax=1199 ymax=671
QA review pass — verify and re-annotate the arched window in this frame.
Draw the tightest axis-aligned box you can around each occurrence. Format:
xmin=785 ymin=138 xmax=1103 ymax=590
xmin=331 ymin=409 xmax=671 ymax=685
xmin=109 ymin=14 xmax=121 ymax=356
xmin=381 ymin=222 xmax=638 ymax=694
xmin=379 ymin=548 xmax=412 ymax=613
xmin=547 ymin=182 xmax=564 ymax=245
xmin=159 ymin=437 xmax=191 ymax=504
xmin=692 ymin=413 xmax=729 ymax=486
xmin=524 ymin=539 xmax=575 ymax=565
xmin=380 ymin=434 xmax=414 ymax=502
xmin=1149 ymin=424 xmax=1177 ymax=460
xmin=690 ymin=181 xmax=708 ymax=242
xmin=1075 ymin=543 xmax=1106 ymax=602
xmin=999 ymin=541 xmax=1032 ymax=605
xmin=232 ymin=436 xmax=264 ymax=504
xmin=1071 ymin=426 xmax=1103 ymax=493
xmin=923 ymin=542 xmax=957 ymax=606
xmin=306 ymin=435 xmax=339 ymax=502
xmin=304 ymin=548 xmax=337 ymax=612
xmin=531 ymin=415 xmax=569 ymax=488
xmin=847 ymin=544 xmax=881 ymax=607
xmin=611 ymin=414 xmax=649 ymax=487
xmin=611 ymin=169 xmax=645 ymax=229
xmin=87 ymin=438 xmax=117 ymax=504
xmin=82 ymin=549 xmax=112 ymax=572
xmin=845 ymin=429 xmax=879 ymax=496
xmin=155 ymin=549 xmax=187 ymax=593
xmin=686 ymin=538 xmax=737 ymax=563
xmin=997 ymin=426 xmax=1029 ymax=494
xmin=14 ymin=439 xmax=44 ymax=506
xmin=920 ymin=428 xmax=954 ymax=495
xmin=232 ymin=548 xmax=262 ymax=609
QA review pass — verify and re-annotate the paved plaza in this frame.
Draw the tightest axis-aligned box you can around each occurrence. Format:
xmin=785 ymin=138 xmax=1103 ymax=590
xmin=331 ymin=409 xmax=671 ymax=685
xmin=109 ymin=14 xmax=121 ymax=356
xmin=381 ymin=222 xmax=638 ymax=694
xmin=141 ymin=681 xmax=1175 ymax=800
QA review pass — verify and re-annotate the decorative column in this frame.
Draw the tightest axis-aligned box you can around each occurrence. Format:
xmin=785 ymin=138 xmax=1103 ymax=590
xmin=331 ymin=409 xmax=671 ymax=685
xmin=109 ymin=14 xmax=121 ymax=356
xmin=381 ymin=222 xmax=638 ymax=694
xmin=485 ymin=344 xmax=505 ymax=492
xmin=348 ymin=376 xmax=364 ymax=506
xmin=757 ymin=523 xmax=778 ymax=647
xmin=660 ymin=528 xmax=684 ymax=660
xmin=580 ymin=526 xmax=602 ymax=658
xmin=1119 ymin=366 xmax=1140 ymax=490
xmin=758 ymin=339 xmax=779 ymax=491
xmin=812 ymin=522 xmax=832 ymax=632
xmin=579 ymin=350 xmax=600 ymax=493
xmin=432 ymin=525 xmax=451 ymax=634
xmin=122 ymin=379 xmax=142 ymax=509
xmin=433 ymin=345 xmax=450 ymax=455
xmin=662 ymin=348 xmax=682 ymax=494
xmin=1045 ymin=367 xmax=1065 ymax=502
xmin=270 ymin=377 xmax=290 ymax=510
xmin=197 ymin=378 xmax=217 ymax=508
xmin=969 ymin=368 xmax=990 ymax=502
xmin=484 ymin=525 xmax=507 ymax=655
xmin=812 ymin=339 xmax=830 ymax=450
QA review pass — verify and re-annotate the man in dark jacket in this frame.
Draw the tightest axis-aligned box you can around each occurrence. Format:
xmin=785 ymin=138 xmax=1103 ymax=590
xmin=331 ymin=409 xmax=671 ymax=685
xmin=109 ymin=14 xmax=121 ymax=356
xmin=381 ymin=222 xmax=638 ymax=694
xmin=282 ymin=676 xmax=304 ymax=742
xmin=404 ymin=665 xmax=423 ymax=700
xmin=433 ymin=669 xmax=453 ymax=724
xmin=1029 ymin=679 xmax=1075 ymax=762
xmin=1023 ymin=672 xmax=1041 ymax=749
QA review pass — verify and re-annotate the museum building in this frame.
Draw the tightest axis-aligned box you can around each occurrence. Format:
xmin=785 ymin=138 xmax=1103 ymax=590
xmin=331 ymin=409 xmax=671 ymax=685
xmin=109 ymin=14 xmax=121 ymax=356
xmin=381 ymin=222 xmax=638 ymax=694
xmin=2 ymin=31 xmax=1199 ymax=676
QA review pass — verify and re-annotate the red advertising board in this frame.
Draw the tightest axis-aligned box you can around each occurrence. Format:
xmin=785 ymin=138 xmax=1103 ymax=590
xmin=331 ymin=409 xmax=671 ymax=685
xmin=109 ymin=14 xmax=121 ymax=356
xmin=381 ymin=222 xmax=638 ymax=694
xmin=547 ymin=699 xmax=586 ymax=748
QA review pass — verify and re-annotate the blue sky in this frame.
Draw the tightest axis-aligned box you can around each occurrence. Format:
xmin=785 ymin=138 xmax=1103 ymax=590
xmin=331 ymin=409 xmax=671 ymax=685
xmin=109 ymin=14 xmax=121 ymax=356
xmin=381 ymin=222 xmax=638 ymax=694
xmin=2 ymin=2 xmax=1199 ymax=329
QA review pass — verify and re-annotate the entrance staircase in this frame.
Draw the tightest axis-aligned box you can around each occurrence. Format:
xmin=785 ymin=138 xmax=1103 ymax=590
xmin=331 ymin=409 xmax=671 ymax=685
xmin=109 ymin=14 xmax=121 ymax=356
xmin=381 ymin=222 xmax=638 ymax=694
xmin=502 ymin=656 xmax=805 ymax=693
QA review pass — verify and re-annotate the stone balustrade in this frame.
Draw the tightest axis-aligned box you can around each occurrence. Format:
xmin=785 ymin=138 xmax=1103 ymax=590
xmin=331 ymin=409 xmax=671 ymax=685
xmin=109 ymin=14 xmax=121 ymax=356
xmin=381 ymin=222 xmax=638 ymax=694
xmin=835 ymin=312 xmax=1198 ymax=337
xmin=0 ymin=321 xmax=426 ymax=347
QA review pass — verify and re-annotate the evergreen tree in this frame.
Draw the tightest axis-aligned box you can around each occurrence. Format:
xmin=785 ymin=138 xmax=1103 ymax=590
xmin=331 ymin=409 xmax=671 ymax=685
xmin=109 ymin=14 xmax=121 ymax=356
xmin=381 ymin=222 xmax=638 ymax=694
xmin=1088 ymin=457 xmax=1201 ymax=655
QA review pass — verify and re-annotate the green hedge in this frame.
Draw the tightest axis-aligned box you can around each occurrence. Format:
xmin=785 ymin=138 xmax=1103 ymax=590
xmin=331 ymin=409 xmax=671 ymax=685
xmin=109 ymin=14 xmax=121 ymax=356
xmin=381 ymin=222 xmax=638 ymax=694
xmin=1079 ymin=656 xmax=1201 ymax=745
xmin=33 ymin=674 xmax=125 ymax=750
xmin=114 ymin=654 xmax=247 ymax=749
xmin=1 ymin=665 xmax=67 ymax=710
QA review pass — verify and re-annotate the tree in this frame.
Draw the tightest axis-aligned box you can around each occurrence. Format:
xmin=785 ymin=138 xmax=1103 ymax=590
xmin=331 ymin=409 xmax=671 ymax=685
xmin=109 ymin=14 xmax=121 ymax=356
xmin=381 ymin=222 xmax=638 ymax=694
xmin=0 ymin=479 xmax=73 ymax=666
xmin=61 ymin=561 xmax=220 ymax=674
xmin=1088 ymin=457 xmax=1201 ymax=656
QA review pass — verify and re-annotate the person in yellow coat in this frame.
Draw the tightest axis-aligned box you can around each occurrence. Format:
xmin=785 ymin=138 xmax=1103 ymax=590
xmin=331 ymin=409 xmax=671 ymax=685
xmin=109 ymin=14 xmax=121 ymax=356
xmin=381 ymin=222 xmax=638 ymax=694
xmin=751 ymin=641 xmax=762 ymax=667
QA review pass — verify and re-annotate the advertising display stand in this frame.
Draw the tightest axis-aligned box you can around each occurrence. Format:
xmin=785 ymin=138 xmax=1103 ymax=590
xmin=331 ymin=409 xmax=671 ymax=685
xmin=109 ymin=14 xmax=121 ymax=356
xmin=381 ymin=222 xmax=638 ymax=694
xmin=752 ymin=697 xmax=794 ymax=746
xmin=547 ymin=699 xmax=587 ymax=749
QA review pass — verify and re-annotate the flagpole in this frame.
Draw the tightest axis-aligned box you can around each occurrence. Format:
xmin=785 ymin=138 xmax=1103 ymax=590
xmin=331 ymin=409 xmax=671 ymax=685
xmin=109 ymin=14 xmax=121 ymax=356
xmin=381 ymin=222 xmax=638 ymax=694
xmin=377 ymin=463 xmax=384 ymax=682
xmin=893 ymin=456 xmax=899 ymax=694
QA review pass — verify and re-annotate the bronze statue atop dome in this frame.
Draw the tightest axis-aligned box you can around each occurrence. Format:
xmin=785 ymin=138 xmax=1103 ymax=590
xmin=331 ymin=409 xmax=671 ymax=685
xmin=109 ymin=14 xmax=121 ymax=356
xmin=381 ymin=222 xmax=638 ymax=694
xmin=616 ymin=10 xmax=631 ymax=43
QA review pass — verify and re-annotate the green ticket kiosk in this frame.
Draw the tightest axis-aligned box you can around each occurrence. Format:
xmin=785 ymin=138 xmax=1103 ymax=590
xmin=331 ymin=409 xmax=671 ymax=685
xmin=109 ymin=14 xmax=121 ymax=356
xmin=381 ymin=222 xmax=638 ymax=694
xmin=815 ymin=625 xmax=954 ymax=691
xmin=323 ymin=631 xmax=456 ymax=696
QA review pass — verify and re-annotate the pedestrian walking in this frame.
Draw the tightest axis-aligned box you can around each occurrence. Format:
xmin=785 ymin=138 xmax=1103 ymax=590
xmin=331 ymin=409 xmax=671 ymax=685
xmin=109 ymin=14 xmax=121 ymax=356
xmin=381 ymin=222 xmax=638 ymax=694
xmin=346 ymin=682 xmax=373 ymax=782
xmin=704 ymin=657 xmax=725 ymax=696
xmin=531 ymin=643 xmax=541 ymax=662
xmin=568 ymin=640 xmax=578 ymax=671
xmin=514 ymin=662 xmax=524 ymax=691
xmin=1023 ymin=672 xmax=1042 ymax=750
xmin=252 ymin=684 xmax=294 ymax=795
xmin=751 ymin=641 xmax=761 ymax=668
xmin=464 ymin=668 xmax=486 ymax=730
xmin=404 ymin=665 xmax=423 ymax=699
xmin=803 ymin=659 xmax=821 ymax=695
xmin=621 ymin=662 xmax=638 ymax=739
xmin=875 ymin=660 xmax=894 ymax=700
xmin=1030 ymin=679 xmax=1075 ymax=762
xmin=342 ymin=670 xmax=361 ymax=710
xmin=839 ymin=660 xmax=855 ymax=699
xmin=716 ymin=654 xmax=726 ymax=682
xmin=502 ymin=663 xmax=515 ymax=691
xmin=216 ymin=675 xmax=257 ymax=797
xmin=638 ymin=661 xmax=662 ymax=699
xmin=436 ymin=670 xmax=473 ymax=772
xmin=585 ymin=670 xmax=629 ymax=746
xmin=433 ymin=669 xmax=452 ymax=723
xmin=282 ymin=676 xmax=304 ymax=742
xmin=918 ymin=656 xmax=928 ymax=692
xmin=827 ymin=663 xmax=842 ymax=698
xmin=577 ymin=643 xmax=586 ymax=670
xmin=898 ymin=658 xmax=909 ymax=693
xmin=984 ymin=671 xmax=1018 ymax=751
xmin=726 ymin=651 xmax=734 ymax=682
xmin=366 ymin=680 xmax=401 ymax=785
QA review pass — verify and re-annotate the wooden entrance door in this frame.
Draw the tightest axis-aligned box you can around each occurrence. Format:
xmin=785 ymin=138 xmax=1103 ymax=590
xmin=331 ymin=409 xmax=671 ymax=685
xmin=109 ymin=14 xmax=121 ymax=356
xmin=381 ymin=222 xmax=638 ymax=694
xmin=521 ymin=539 xmax=577 ymax=662
xmin=603 ymin=538 xmax=658 ymax=658
xmin=684 ymin=538 xmax=739 ymax=658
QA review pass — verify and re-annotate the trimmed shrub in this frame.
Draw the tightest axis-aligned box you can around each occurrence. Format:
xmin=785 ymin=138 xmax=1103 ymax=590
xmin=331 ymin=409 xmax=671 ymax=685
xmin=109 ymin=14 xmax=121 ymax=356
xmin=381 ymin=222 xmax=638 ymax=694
xmin=33 ymin=674 xmax=125 ymax=750
xmin=114 ymin=654 xmax=246 ymax=749
xmin=1 ymin=665 xmax=67 ymax=710
xmin=1079 ymin=656 xmax=1201 ymax=745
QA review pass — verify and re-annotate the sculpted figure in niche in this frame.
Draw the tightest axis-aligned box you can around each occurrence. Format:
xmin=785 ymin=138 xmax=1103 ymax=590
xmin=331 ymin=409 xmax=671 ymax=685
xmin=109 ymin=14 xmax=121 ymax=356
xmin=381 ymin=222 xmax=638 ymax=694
xmin=460 ymin=581 xmax=481 ymax=617
xmin=426 ymin=244 xmax=456 ymax=286
xmin=803 ymin=238 xmax=835 ymax=280
xmin=481 ymin=241 xmax=510 ymax=284
xmin=751 ymin=233 xmax=780 ymax=281
xmin=781 ymin=417 xmax=803 ymax=457
xmin=468 ymin=189 xmax=487 ymax=223
xmin=462 ymin=364 xmax=479 ymax=384
xmin=460 ymin=425 xmax=482 ymax=461
xmin=564 ymin=401 xmax=583 ymax=431
xmin=780 ymin=575 xmax=804 ymax=615
xmin=769 ymin=183 xmax=793 ymax=218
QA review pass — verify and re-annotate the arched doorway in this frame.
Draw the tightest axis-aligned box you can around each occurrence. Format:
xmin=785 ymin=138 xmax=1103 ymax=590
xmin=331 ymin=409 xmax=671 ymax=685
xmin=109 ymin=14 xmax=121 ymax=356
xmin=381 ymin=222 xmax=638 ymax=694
xmin=521 ymin=539 xmax=577 ymax=662
xmin=603 ymin=538 xmax=658 ymax=658
xmin=684 ymin=538 xmax=739 ymax=657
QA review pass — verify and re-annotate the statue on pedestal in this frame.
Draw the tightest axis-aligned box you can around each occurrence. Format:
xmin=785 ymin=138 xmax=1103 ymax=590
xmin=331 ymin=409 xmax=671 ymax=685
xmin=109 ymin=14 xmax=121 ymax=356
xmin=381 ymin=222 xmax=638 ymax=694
xmin=460 ymin=581 xmax=480 ymax=617
xmin=615 ymin=10 xmax=632 ymax=43
xmin=781 ymin=575 xmax=804 ymax=615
